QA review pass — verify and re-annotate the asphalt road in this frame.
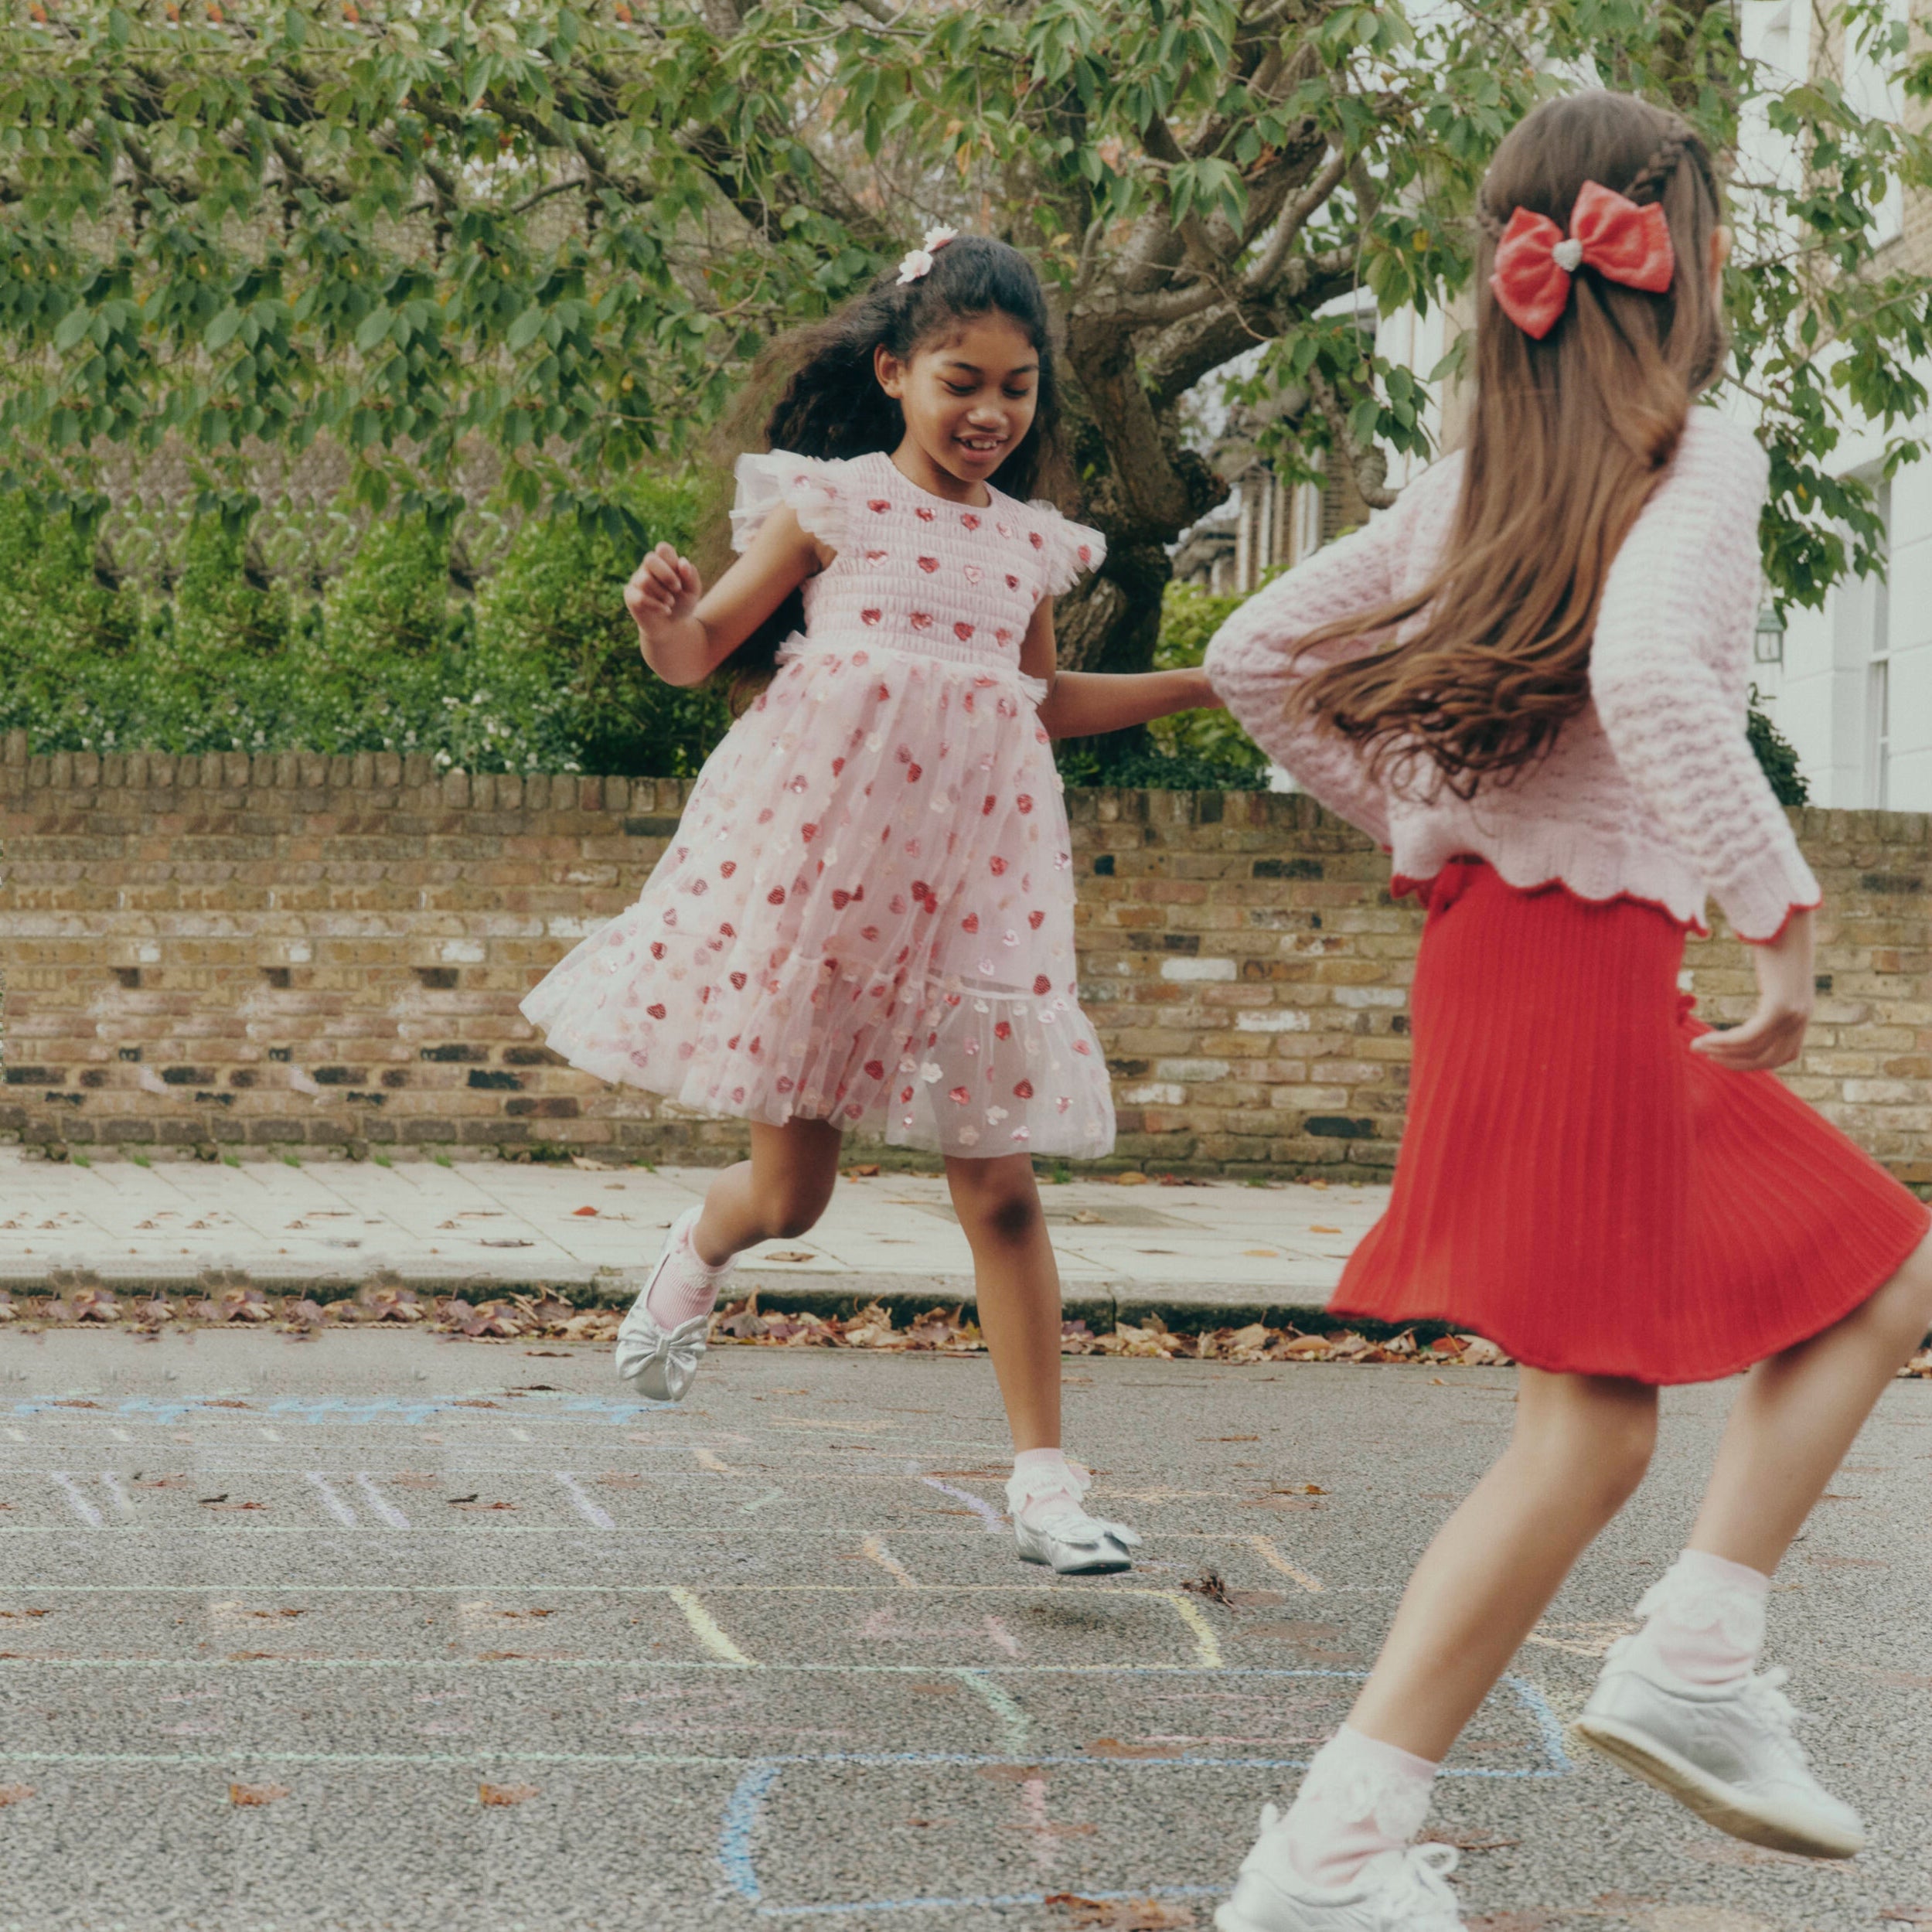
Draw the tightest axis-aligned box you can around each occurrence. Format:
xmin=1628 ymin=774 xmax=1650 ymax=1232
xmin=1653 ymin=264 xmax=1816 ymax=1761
xmin=2 ymin=1331 xmax=1928 ymax=1932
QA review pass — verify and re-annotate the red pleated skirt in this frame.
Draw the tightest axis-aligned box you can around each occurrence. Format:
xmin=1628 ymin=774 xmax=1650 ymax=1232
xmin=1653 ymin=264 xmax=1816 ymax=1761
xmin=1334 ymin=858 xmax=1930 ymax=1384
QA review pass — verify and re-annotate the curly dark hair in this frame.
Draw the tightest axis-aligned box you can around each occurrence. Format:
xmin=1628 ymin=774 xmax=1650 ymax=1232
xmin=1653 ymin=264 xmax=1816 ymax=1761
xmin=701 ymin=233 xmax=1074 ymax=691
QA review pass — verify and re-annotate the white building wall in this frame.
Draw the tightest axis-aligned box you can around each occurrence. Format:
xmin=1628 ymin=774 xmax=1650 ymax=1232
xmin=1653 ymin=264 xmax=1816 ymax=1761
xmin=1780 ymin=452 xmax=1932 ymax=808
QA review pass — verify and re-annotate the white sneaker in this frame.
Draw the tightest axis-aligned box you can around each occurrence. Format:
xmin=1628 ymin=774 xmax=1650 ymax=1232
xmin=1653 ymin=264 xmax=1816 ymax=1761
xmin=1573 ymin=1641 xmax=1865 ymax=1859
xmin=1215 ymin=1816 xmax=1465 ymax=1932
xmin=614 ymin=1205 xmax=728 ymax=1403
xmin=1006 ymin=1460 xmax=1142 ymax=1576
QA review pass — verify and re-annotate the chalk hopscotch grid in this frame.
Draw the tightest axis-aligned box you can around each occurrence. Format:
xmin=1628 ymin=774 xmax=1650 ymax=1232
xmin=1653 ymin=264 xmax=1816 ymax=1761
xmin=0 ymin=1395 xmax=1572 ymax=1918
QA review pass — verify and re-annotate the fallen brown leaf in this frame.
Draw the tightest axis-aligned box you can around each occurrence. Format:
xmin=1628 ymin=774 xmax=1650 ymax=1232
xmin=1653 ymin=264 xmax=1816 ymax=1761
xmin=765 ymin=1249 xmax=816 ymax=1263
xmin=1047 ymin=1897 xmax=1195 ymax=1929
xmin=479 ymin=1782 xmax=540 ymax=1806
xmin=229 ymin=1782 xmax=291 ymax=1806
xmin=1084 ymin=1737 xmax=1184 ymax=1760
xmin=1181 ymin=1569 xmax=1234 ymax=1609
xmin=0 ymin=1784 xmax=33 ymax=1807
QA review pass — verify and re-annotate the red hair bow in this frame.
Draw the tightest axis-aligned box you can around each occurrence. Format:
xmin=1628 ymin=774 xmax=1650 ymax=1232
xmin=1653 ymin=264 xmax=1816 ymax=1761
xmin=1489 ymin=180 xmax=1676 ymax=340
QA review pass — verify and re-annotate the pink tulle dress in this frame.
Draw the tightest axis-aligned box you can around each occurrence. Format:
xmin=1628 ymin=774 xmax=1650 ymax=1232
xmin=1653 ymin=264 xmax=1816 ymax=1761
xmin=518 ymin=448 xmax=1116 ymax=1158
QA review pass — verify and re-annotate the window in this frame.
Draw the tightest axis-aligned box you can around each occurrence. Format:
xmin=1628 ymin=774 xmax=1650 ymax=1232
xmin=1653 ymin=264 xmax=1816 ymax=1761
xmin=1866 ymin=478 xmax=1893 ymax=808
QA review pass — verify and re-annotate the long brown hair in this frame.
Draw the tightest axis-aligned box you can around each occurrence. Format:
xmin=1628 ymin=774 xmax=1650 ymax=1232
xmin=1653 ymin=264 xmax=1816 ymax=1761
xmin=1290 ymin=91 xmax=1727 ymax=798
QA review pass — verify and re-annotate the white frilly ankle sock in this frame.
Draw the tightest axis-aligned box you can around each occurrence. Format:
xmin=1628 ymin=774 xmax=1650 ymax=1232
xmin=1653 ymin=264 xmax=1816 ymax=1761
xmin=644 ymin=1209 xmax=733 ymax=1331
xmin=1007 ymin=1447 xmax=1085 ymax=1528
xmin=1630 ymin=1547 xmax=1770 ymax=1685
xmin=1279 ymin=1724 xmax=1439 ymax=1889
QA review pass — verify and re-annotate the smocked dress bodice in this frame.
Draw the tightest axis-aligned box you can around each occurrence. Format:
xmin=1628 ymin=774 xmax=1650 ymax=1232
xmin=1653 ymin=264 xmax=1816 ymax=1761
xmin=730 ymin=448 xmax=1102 ymax=679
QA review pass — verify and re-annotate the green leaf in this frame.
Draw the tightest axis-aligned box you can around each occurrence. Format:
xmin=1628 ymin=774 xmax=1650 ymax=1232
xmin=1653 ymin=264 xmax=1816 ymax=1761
xmin=355 ymin=308 xmax=395 ymax=354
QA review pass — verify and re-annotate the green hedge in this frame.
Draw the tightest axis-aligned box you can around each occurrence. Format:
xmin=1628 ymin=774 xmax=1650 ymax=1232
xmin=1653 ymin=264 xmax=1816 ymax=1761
xmin=0 ymin=482 xmax=723 ymax=777
xmin=0 ymin=498 xmax=1804 ymax=802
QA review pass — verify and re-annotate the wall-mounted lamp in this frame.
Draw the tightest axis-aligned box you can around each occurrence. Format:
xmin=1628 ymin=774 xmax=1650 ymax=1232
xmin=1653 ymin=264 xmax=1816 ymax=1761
xmin=1753 ymin=605 xmax=1786 ymax=666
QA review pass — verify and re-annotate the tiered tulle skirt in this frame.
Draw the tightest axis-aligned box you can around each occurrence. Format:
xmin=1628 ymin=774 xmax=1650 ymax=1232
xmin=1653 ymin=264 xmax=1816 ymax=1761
xmin=520 ymin=639 xmax=1114 ymax=1158
xmin=1334 ymin=858 xmax=1930 ymax=1382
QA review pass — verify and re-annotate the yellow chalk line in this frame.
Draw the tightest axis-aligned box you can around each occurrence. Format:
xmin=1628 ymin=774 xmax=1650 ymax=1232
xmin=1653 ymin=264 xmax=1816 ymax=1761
xmin=1157 ymin=1591 xmax=1224 ymax=1670
xmin=860 ymin=1535 xmax=919 ymax=1590
xmin=1249 ymin=1535 xmax=1324 ymax=1594
xmin=668 ymin=1587 xmax=757 ymax=1667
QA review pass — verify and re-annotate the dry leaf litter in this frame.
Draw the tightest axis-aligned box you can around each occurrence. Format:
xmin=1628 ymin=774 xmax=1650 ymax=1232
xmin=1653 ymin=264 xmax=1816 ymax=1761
xmin=15 ymin=1267 xmax=1932 ymax=1377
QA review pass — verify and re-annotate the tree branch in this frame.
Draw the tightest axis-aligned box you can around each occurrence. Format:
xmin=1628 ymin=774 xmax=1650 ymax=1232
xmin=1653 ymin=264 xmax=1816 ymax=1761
xmin=1239 ymin=141 xmax=1349 ymax=296
xmin=1305 ymin=366 xmax=1396 ymax=509
xmin=1141 ymin=111 xmax=1225 ymax=276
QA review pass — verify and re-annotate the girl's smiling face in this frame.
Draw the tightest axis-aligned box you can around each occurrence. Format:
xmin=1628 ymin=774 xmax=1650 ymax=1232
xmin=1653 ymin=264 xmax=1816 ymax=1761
xmin=874 ymin=311 xmax=1039 ymax=502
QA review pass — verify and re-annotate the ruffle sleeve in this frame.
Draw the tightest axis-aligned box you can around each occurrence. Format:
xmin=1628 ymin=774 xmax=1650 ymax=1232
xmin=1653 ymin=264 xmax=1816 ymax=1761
xmin=729 ymin=451 xmax=849 ymax=556
xmin=1029 ymin=502 xmax=1107 ymax=598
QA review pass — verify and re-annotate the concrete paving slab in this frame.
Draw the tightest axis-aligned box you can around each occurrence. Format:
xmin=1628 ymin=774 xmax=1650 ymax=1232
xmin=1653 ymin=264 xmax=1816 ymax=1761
xmin=0 ymin=1152 xmax=1390 ymax=1328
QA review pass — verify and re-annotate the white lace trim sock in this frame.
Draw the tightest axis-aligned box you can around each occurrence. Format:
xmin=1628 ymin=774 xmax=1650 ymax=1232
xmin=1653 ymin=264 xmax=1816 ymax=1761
xmin=644 ymin=1208 xmax=734 ymax=1330
xmin=1008 ymin=1447 xmax=1084 ymax=1529
xmin=1629 ymin=1547 xmax=1770 ymax=1686
xmin=1280 ymin=1724 xmax=1439 ymax=1889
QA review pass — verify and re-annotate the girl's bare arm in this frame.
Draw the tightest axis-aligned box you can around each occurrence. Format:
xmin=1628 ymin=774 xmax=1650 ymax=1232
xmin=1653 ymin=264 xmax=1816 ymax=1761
xmin=623 ymin=509 xmax=826 ymax=688
xmin=1021 ymin=598 xmax=1221 ymax=740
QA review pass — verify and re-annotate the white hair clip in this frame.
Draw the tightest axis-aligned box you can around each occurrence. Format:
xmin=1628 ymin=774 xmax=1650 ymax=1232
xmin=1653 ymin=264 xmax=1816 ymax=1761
xmin=895 ymin=225 xmax=960 ymax=285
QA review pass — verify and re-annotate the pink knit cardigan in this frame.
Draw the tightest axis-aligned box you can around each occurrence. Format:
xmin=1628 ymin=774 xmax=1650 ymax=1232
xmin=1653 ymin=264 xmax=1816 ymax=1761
xmin=1203 ymin=408 xmax=1818 ymax=942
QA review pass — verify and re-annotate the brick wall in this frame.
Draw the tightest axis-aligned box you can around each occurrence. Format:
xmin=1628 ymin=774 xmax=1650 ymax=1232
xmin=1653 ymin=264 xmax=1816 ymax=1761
xmin=1 ymin=733 xmax=1927 ymax=1191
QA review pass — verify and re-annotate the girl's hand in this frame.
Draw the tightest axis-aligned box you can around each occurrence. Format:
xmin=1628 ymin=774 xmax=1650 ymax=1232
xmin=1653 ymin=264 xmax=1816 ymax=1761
xmin=625 ymin=542 xmax=702 ymax=639
xmin=1177 ymin=665 xmax=1225 ymax=713
xmin=1692 ymin=908 xmax=1814 ymax=1072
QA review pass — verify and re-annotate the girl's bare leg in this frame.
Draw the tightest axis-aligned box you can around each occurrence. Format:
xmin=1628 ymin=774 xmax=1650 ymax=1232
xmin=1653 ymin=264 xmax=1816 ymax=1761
xmin=690 ymin=1118 xmax=844 ymax=1266
xmin=1347 ymin=1369 xmax=1659 ymax=1761
xmin=944 ymin=1153 xmax=1062 ymax=1452
xmin=1687 ymin=1232 xmax=1932 ymax=1573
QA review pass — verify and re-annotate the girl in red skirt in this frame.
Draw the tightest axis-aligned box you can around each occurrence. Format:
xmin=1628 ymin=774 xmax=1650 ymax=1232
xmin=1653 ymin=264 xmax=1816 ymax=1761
xmin=1203 ymin=90 xmax=1932 ymax=1932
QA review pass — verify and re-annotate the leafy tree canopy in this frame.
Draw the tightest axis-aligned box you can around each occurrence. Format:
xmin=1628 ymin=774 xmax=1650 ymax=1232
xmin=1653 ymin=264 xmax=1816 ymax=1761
xmin=1 ymin=0 xmax=1926 ymax=678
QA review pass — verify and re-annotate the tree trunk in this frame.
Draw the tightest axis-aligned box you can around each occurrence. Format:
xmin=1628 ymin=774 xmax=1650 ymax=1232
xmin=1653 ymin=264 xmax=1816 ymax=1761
xmin=1052 ymin=436 xmax=1228 ymax=680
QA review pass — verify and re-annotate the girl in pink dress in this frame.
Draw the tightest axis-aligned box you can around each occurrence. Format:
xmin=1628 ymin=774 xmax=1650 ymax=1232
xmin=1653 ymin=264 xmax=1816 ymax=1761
xmin=520 ymin=230 xmax=1218 ymax=1574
